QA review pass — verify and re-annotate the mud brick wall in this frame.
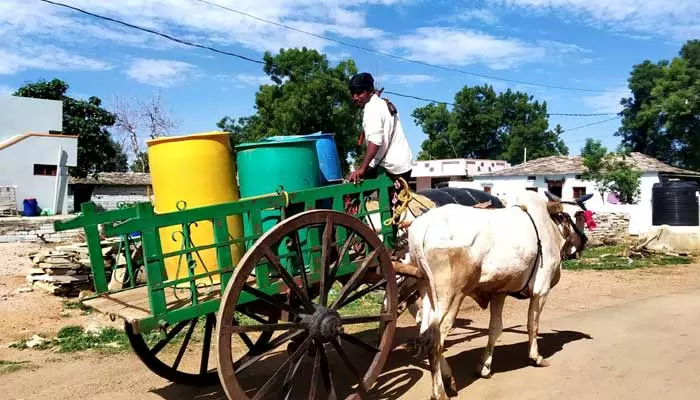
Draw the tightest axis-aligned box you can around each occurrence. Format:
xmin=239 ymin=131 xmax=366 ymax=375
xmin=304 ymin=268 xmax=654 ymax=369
xmin=0 ymin=216 xmax=82 ymax=243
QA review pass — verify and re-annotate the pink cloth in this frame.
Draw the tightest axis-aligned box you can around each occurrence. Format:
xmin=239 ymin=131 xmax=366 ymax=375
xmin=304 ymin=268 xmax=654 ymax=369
xmin=583 ymin=210 xmax=597 ymax=230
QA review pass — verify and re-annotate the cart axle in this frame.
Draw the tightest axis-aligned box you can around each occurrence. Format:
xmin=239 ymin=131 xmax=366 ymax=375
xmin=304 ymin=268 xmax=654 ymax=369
xmin=304 ymin=307 xmax=344 ymax=342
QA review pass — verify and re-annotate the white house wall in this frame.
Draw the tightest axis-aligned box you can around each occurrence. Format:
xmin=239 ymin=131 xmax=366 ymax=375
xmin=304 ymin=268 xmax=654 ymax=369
xmin=0 ymin=135 xmax=78 ymax=214
xmin=0 ymin=95 xmax=62 ymax=141
xmin=450 ymin=171 xmax=687 ymax=234
xmin=412 ymin=159 xmax=467 ymax=177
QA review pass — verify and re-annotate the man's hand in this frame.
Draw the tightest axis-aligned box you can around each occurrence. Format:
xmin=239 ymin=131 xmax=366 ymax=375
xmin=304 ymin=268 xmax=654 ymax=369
xmin=347 ymin=167 xmax=365 ymax=184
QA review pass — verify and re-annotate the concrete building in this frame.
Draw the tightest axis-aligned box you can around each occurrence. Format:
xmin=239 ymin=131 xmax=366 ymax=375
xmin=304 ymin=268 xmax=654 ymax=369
xmin=410 ymin=158 xmax=511 ymax=191
xmin=449 ymin=153 xmax=700 ymax=234
xmin=0 ymin=95 xmax=77 ymax=215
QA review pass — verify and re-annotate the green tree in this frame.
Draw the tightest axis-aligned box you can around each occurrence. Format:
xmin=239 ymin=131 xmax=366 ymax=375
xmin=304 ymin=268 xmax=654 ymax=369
xmin=130 ymin=152 xmax=149 ymax=173
xmin=616 ymin=39 xmax=700 ymax=171
xmin=217 ymin=48 xmax=361 ymax=173
xmin=14 ymin=79 xmax=127 ymax=177
xmin=580 ymin=139 xmax=642 ymax=204
xmin=581 ymin=138 xmax=612 ymax=200
xmin=412 ymin=84 xmax=567 ymax=163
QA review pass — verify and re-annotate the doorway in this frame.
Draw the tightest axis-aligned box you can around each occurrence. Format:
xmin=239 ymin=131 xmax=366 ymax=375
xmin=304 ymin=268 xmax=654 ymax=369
xmin=547 ymin=179 xmax=564 ymax=198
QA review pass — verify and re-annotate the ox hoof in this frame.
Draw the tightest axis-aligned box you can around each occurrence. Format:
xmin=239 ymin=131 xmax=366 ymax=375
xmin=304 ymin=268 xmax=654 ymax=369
xmin=443 ymin=376 xmax=458 ymax=396
xmin=529 ymin=356 xmax=550 ymax=368
xmin=475 ymin=363 xmax=492 ymax=379
xmin=407 ymin=337 xmax=432 ymax=359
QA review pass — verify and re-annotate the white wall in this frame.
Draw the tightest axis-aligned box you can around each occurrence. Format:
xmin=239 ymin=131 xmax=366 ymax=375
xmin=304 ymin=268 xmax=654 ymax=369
xmin=412 ymin=159 xmax=468 ymax=177
xmin=67 ymin=185 xmax=151 ymax=213
xmin=411 ymin=158 xmax=511 ymax=178
xmin=0 ymin=135 xmax=78 ymax=214
xmin=451 ymin=171 xmax=676 ymax=235
xmin=0 ymin=95 xmax=62 ymax=142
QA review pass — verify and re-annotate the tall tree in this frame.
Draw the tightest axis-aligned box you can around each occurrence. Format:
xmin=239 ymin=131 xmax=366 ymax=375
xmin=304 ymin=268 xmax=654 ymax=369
xmin=217 ymin=48 xmax=361 ymax=172
xmin=616 ymin=39 xmax=700 ymax=170
xmin=111 ymin=91 xmax=179 ymax=172
xmin=14 ymin=79 xmax=127 ymax=177
xmin=413 ymin=84 xmax=567 ymax=163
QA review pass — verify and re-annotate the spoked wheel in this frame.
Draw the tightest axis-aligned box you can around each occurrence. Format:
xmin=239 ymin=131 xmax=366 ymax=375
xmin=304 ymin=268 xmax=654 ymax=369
xmin=125 ymin=310 xmax=277 ymax=386
xmin=216 ymin=209 xmax=398 ymax=400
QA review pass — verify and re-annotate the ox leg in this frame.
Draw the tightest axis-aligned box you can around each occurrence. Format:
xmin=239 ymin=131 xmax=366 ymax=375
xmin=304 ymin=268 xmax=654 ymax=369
xmin=476 ymin=293 xmax=507 ymax=378
xmin=432 ymin=292 xmax=464 ymax=397
xmin=527 ymin=292 xmax=551 ymax=367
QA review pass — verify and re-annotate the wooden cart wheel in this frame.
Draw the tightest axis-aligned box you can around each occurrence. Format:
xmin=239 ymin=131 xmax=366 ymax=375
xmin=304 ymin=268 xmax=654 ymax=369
xmin=216 ymin=209 xmax=398 ymax=399
xmin=125 ymin=311 xmax=277 ymax=386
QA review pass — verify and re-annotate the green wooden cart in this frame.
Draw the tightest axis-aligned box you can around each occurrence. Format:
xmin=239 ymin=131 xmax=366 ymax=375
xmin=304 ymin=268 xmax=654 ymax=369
xmin=54 ymin=175 xmax=423 ymax=399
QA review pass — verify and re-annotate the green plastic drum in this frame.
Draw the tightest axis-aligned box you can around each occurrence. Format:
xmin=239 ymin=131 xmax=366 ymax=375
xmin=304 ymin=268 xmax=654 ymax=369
xmin=236 ymin=136 xmax=320 ymax=198
xmin=235 ymin=137 xmax=321 ymax=270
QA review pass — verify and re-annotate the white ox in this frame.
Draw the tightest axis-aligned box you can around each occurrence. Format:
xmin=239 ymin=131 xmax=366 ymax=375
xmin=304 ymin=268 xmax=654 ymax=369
xmin=407 ymin=190 xmax=591 ymax=400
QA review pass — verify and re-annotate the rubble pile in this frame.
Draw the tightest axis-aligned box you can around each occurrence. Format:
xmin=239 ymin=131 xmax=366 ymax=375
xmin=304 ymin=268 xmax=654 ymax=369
xmin=25 ymin=239 xmax=121 ymax=297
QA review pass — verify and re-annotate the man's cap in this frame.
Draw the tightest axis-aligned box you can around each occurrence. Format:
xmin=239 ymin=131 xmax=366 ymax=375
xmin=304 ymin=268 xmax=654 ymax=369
xmin=348 ymin=72 xmax=374 ymax=93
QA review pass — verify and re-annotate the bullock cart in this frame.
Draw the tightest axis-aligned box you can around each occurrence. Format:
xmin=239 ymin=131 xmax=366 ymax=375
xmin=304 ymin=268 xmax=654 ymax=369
xmin=54 ymin=174 xmax=435 ymax=399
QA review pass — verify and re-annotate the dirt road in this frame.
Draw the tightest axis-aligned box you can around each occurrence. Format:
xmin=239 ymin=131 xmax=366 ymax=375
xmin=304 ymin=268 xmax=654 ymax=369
xmin=2 ymin=242 xmax=700 ymax=399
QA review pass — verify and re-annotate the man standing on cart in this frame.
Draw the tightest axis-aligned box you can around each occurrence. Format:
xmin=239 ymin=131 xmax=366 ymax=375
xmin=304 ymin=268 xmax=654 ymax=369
xmin=346 ymin=72 xmax=414 ymax=219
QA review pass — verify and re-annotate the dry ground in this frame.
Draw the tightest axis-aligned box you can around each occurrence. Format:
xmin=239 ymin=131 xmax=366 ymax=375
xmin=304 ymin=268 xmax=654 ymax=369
xmin=1 ymin=241 xmax=700 ymax=399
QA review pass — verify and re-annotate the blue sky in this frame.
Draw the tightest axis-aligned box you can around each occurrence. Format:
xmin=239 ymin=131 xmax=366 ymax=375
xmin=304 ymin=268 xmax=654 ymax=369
xmin=2 ymin=0 xmax=698 ymax=164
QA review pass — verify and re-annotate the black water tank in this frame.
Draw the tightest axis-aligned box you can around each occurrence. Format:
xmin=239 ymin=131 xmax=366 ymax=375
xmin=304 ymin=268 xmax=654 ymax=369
xmin=652 ymin=181 xmax=699 ymax=226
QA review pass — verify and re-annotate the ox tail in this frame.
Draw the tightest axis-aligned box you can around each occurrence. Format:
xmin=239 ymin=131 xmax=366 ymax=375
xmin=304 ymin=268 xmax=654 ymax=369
xmin=408 ymin=215 xmax=443 ymax=361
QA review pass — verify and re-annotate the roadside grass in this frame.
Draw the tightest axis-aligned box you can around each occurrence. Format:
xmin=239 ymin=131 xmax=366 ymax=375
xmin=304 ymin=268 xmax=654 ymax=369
xmin=563 ymin=245 xmax=694 ymax=271
xmin=0 ymin=360 xmax=33 ymax=375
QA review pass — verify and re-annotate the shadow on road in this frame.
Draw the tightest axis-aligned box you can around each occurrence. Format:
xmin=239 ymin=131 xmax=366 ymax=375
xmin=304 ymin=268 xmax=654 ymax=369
xmin=447 ymin=328 xmax=594 ymax=392
xmin=149 ymin=323 xmax=592 ymax=400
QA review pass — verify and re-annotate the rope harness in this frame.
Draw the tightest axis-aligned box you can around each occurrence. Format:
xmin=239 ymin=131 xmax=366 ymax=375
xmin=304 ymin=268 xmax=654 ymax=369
xmin=510 ymin=204 xmax=542 ymax=300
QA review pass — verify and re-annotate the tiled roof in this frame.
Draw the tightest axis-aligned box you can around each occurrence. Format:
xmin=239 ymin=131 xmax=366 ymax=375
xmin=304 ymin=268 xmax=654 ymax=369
xmin=477 ymin=152 xmax=700 ymax=177
xmin=69 ymin=172 xmax=151 ymax=185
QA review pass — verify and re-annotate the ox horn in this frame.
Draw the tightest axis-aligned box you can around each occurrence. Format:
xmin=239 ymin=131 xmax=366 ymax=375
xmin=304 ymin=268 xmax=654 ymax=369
xmin=544 ymin=191 xmax=562 ymax=202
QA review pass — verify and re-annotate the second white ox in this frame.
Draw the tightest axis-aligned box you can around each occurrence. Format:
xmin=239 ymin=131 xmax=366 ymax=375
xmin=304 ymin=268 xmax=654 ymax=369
xmin=407 ymin=190 xmax=591 ymax=400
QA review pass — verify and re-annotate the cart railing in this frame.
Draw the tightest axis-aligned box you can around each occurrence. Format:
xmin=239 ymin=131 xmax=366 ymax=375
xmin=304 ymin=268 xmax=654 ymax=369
xmin=54 ymin=176 xmax=396 ymax=333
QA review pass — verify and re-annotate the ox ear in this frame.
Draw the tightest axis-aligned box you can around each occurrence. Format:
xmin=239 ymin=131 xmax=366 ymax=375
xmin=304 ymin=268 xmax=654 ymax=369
xmin=544 ymin=191 xmax=562 ymax=203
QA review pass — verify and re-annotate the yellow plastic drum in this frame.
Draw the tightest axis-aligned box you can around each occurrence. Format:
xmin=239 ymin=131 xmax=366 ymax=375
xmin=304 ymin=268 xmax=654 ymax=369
xmin=147 ymin=131 xmax=244 ymax=286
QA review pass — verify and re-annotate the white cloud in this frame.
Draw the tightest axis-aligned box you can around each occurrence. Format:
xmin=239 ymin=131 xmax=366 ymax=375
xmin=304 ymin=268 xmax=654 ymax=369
xmin=124 ymin=59 xmax=197 ymax=87
xmin=583 ymin=86 xmax=630 ymax=113
xmin=1 ymin=0 xmax=408 ymax=53
xmin=455 ymin=9 xmax=500 ymax=25
xmin=0 ymin=85 xmax=14 ymax=95
xmin=378 ymin=27 xmax=588 ymax=70
xmin=491 ymin=0 xmax=700 ymax=40
xmin=0 ymin=45 xmax=112 ymax=75
xmin=227 ymin=73 xmax=274 ymax=88
xmin=375 ymin=74 xmax=438 ymax=86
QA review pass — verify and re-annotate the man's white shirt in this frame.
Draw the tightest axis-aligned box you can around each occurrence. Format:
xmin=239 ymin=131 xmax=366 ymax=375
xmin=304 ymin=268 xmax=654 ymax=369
xmin=362 ymin=94 xmax=413 ymax=175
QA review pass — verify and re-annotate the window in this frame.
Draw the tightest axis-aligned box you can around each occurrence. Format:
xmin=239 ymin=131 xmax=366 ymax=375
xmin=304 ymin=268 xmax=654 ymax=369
xmin=575 ymin=174 xmax=583 ymax=179
xmin=573 ymin=187 xmax=587 ymax=198
xmin=526 ymin=187 xmax=538 ymax=192
xmin=33 ymin=164 xmax=57 ymax=176
xmin=527 ymin=175 xmax=536 ymax=181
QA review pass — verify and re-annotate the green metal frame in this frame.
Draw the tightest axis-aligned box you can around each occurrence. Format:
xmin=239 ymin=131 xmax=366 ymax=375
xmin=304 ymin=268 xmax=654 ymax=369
xmin=54 ymin=176 xmax=397 ymax=333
